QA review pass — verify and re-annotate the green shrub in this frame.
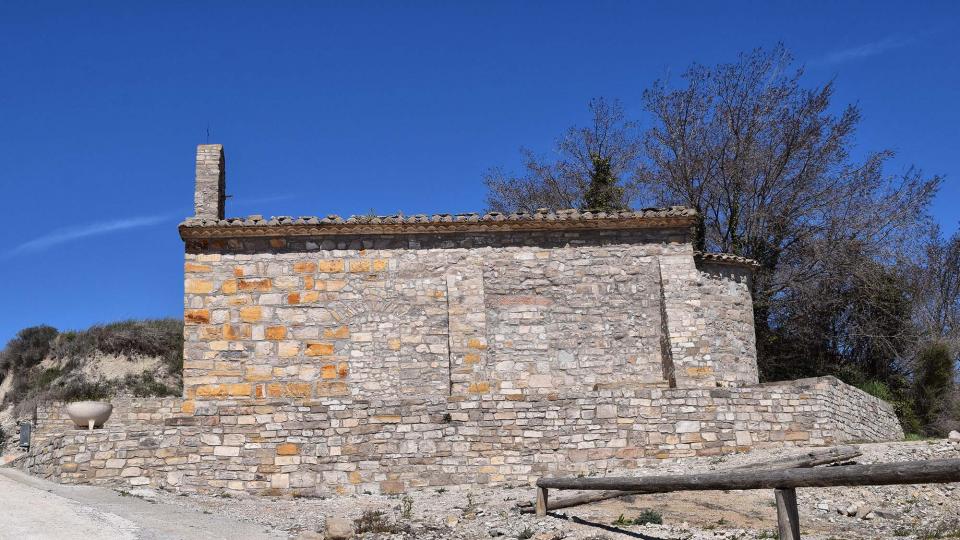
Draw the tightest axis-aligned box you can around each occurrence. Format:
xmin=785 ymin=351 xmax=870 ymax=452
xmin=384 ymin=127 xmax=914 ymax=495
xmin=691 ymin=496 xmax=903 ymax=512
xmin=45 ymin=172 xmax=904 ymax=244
xmin=613 ymin=509 xmax=663 ymax=527
xmin=122 ymin=371 xmax=179 ymax=398
xmin=36 ymin=367 xmax=62 ymax=389
xmin=400 ymin=495 xmax=414 ymax=520
xmin=3 ymin=319 xmax=184 ymax=415
xmin=51 ymin=379 xmax=111 ymax=403
xmin=634 ymin=509 xmax=663 ymax=525
xmin=353 ymin=510 xmax=403 ymax=534
xmin=0 ymin=325 xmax=58 ymax=374
xmin=50 ymin=319 xmax=184 ymax=375
xmin=858 ymin=380 xmax=894 ymax=401
xmin=914 ymin=342 xmax=956 ymax=436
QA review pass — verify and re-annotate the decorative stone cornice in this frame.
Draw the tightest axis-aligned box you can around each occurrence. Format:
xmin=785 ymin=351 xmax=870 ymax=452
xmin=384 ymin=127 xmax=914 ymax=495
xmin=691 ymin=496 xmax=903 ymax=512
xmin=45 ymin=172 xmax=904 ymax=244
xmin=178 ymin=207 xmax=698 ymax=241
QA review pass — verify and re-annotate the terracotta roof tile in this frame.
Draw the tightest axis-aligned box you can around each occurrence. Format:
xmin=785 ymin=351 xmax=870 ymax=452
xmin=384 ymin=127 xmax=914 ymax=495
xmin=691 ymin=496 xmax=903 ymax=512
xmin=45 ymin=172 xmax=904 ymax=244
xmin=182 ymin=206 xmax=696 ymax=228
xmin=694 ymin=251 xmax=761 ymax=269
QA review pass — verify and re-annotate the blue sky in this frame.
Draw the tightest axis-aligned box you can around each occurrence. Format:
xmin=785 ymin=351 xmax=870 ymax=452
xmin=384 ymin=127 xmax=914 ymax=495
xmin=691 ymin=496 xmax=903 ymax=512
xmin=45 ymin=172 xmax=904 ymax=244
xmin=0 ymin=1 xmax=957 ymax=345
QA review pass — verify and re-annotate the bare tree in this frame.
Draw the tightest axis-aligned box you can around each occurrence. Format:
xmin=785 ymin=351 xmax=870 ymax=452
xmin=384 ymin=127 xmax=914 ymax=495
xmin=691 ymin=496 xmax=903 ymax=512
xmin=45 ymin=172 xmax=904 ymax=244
xmin=484 ymin=98 xmax=641 ymax=212
xmin=911 ymin=228 xmax=960 ymax=349
xmin=638 ymin=44 xmax=942 ymax=381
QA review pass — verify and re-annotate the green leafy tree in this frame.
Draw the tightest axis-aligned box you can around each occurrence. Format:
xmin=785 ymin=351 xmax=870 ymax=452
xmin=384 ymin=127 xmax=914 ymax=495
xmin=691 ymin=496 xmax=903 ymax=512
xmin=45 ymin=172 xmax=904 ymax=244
xmin=913 ymin=342 xmax=955 ymax=434
xmin=582 ymin=154 xmax=626 ymax=211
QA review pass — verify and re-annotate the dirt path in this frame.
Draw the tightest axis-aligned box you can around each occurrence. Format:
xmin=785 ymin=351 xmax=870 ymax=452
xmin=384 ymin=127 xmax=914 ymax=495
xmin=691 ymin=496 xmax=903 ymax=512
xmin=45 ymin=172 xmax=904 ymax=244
xmin=0 ymin=468 xmax=285 ymax=540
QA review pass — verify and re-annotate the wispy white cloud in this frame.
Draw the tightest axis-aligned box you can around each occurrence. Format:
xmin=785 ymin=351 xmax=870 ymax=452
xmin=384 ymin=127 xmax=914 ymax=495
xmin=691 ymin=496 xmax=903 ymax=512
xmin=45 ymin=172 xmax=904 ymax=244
xmin=7 ymin=215 xmax=170 ymax=257
xmin=814 ymin=36 xmax=913 ymax=66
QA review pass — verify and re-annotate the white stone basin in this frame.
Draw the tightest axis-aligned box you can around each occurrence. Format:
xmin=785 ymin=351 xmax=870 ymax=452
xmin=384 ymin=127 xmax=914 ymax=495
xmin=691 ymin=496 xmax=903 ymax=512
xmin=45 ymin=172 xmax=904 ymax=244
xmin=65 ymin=401 xmax=113 ymax=430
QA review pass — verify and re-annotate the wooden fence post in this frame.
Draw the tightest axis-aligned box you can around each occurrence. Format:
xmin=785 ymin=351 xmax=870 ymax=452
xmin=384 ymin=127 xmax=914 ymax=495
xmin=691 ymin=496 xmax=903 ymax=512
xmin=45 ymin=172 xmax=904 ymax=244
xmin=774 ymin=488 xmax=801 ymax=540
xmin=535 ymin=486 xmax=548 ymax=516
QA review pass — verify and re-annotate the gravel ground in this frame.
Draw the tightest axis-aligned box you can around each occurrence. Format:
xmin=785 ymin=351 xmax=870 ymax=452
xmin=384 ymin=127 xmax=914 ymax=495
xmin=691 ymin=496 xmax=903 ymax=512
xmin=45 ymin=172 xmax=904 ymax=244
xmin=121 ymin=438 xmax=960 ymax=540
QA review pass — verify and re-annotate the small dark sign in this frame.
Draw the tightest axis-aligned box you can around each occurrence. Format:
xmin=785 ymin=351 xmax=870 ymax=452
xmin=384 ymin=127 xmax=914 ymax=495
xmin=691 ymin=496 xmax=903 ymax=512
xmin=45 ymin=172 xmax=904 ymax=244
xmin=18 ymin=421 xmax=31 ymax=449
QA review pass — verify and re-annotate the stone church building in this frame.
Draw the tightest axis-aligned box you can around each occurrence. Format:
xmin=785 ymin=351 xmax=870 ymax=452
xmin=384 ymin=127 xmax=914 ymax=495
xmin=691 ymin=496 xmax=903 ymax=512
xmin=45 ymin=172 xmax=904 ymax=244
xmin=181 ymin=144 xmax=759 ymax=400
xmin=22 ymin=145 xmax=902 ymax=495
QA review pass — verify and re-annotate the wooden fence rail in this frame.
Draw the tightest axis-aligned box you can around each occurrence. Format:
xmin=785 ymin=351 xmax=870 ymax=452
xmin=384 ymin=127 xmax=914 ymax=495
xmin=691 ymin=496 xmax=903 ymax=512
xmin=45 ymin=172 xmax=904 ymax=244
xmin=534 ymin=458 xmax=960 ymax=540
xmin=519 ymin=445 xmax=861 ymax=514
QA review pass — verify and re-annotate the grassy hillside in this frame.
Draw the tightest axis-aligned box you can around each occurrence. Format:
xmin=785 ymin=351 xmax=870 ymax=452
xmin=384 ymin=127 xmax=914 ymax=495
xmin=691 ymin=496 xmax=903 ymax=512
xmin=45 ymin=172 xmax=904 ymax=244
xmin=0 ymin=319 xmax=183 ymax=425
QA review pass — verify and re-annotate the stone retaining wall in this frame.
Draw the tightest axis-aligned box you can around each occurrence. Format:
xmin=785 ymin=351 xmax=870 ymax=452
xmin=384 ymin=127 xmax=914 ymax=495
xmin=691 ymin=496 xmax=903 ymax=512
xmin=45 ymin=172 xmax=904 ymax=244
xmin=24 ymin=377 xmax=902 ymax=495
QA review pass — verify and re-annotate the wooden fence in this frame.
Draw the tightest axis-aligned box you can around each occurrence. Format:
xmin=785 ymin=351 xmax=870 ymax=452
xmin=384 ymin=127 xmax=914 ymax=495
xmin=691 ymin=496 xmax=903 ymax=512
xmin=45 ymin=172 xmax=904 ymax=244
xmin=531 ymin=457 xmax=960 ymax=540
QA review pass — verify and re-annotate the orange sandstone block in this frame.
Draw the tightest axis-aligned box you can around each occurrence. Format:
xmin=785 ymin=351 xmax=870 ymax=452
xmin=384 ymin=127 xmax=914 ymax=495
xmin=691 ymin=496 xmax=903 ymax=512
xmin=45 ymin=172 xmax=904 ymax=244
xmin=300 ymin=291 xmax=319 ymax=303
xmin=463 ymin=353 xmax=481 ymax=365
xmin=317 ymin=260 xmax=344 ymax=273
xmin=287 ymin=293 xmax=300 ymax=305
xmin=245 ymin=366 xmax=273 ymax=382
xmin=468 ymin=381 xmax=491 ymax=394
xmin=387 ymin=338 xmax=401 ymax=351
xmin=221 ymin=280 xmax=238 ymax=294
xmin=316 ymin=381 xmax=349 ymax=397
xmin=194 ymin=385 xmax=227 ymax=398
xmin=265 ymin=326 xmax=287 ymax=340
xmin=305 ymin=342 xmax=335 ymax=356
xmin=372 ymin=259 xmax=388 ymax=272
xmin=276 ymin=443 xmax=300 ymax=456
xmin=269 ymin=238 xmax=286 ymax=249
xmin=184 ymin=309 xmax=210 ymax=324
xmin=185 ymin=279 xmax=214 ymax=294
xmin=267 ymin=382 xmax=312 ymax=398
xmin=323 ymin=326 xmax=350 ymax=339
xmin=321 ymin=364 xmax=337 ymax=379
xmin=337 ymin=362 xmax=349 ymax=378
xmin=240 ymin=306 xmax=262 ymax=323
xmin=293 ymin=261 xmax=317 ymax=273
xmin=184 ymin=262 xmax=211 ymax=273
xmin=303 ymin=276 xmax=315 ymax=290
xmin=227 ymin=383 xmax=252 ymax=397
xmin=348 ymin=260 xmax=370 ymax=273
xmin=181 ymin=400 xmax=196 ymax=414
xmin=316 ymin=280 xmax=346 ymax=292
xmin=467 ymin=338 xmax=487 ymax=350
xmin=233 ymin=267 xmax=244 ymax=277
xmin=238 ymin=279 xmax=271 ymax=292
xmin=223 ymin=323 xmax=251 ymax=340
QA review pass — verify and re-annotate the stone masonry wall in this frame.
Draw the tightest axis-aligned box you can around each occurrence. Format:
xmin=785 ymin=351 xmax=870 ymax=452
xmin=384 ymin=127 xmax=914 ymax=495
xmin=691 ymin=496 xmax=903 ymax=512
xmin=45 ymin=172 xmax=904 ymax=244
xmin=182 ymin=228 xmax=758 ymax=403
xmin=693 ymin=261 xmax=759 ymax=387
xmin=25 ymin=377 xmax=902 ymax=495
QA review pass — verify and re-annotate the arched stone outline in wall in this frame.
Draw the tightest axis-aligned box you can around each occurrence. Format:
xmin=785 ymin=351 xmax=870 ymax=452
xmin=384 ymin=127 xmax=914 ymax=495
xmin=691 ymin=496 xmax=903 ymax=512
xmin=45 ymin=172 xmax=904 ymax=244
xmin=319 ymin=279 xmax=451 ymax=398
